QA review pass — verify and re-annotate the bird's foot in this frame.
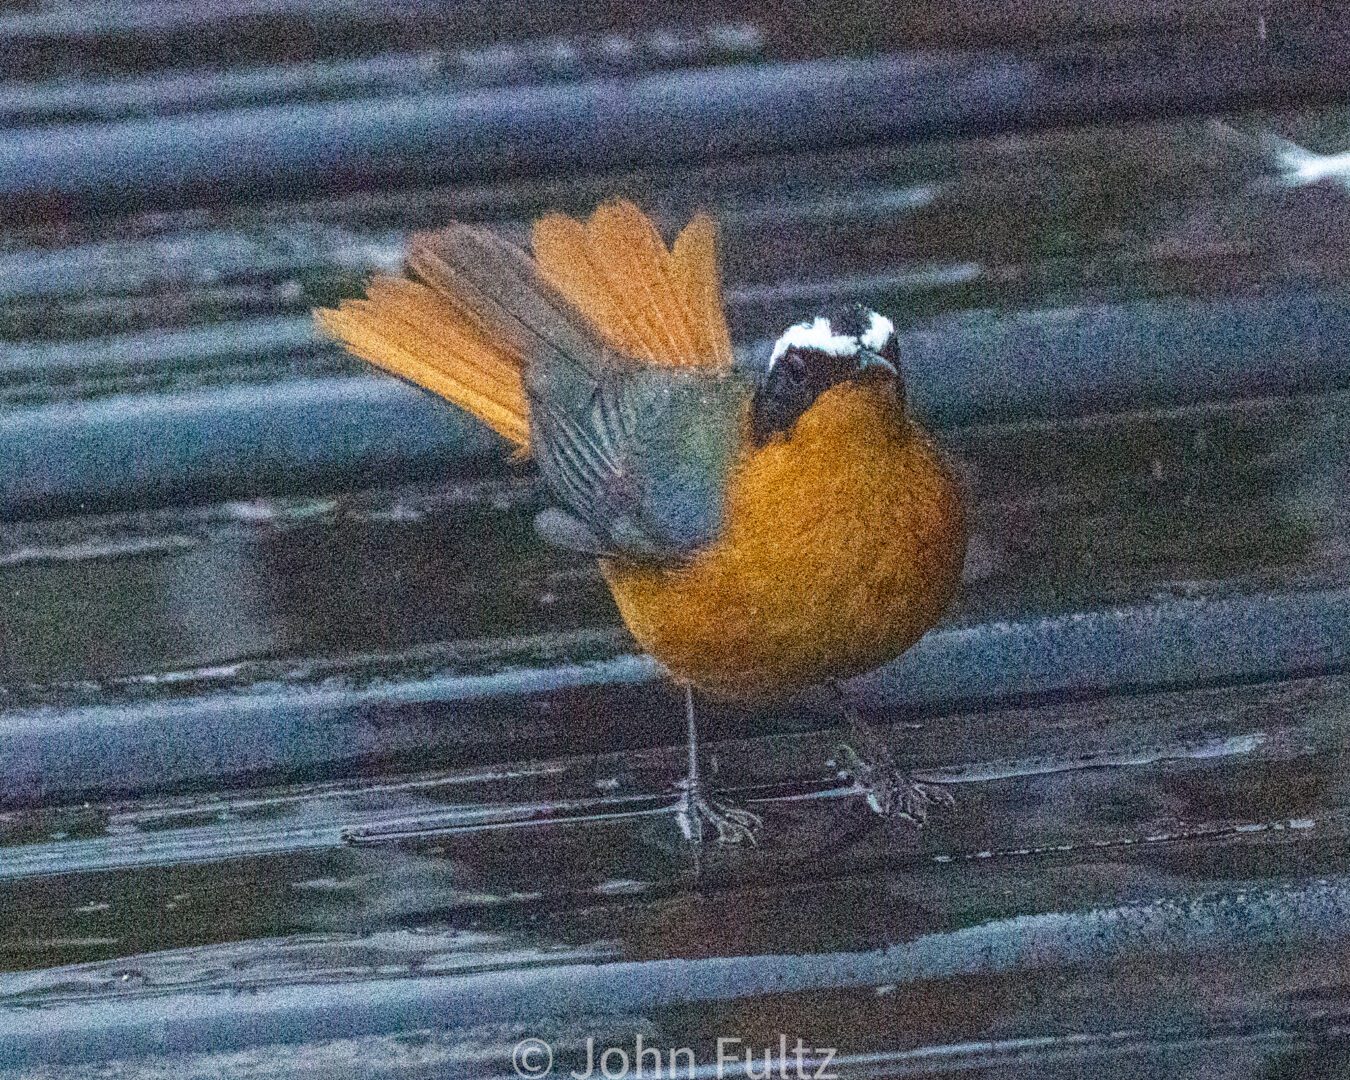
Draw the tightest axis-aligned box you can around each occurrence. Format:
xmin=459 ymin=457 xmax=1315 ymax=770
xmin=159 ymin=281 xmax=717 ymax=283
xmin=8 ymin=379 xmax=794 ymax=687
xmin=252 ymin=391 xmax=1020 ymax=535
xmin=673 ymin=779 xmax=761 ymax=846
xmin=834 ymin=739 xmax=954 ymax=827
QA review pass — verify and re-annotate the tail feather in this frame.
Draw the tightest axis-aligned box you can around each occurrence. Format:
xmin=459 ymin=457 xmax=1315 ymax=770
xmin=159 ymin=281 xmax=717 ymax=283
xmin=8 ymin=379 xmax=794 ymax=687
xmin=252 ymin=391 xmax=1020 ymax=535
xmin=314 ymin=274 xmax=531 ymax=448
xmin=670 ymin=211 xmax=736 ymax=368
xmin=532 ymin=201 xmax=734 ymax=370
xmin=531 ymin=212 xmax=652 ymax=363
xmin=585 ymin=202 xmax=697 ymax=365
xmin=410 ymin=223 xmax=617 ymax=386
xmin=314 ymin=200 xmax=735 ymax=455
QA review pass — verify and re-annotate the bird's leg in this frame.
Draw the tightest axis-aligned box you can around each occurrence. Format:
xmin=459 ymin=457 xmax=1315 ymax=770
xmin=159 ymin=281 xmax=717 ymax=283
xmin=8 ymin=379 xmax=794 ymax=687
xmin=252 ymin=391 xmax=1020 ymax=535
xmin=829 ymin=682 xmax=954 ymax=826
xmin=672 ymin=684 xmax=761 ymax=846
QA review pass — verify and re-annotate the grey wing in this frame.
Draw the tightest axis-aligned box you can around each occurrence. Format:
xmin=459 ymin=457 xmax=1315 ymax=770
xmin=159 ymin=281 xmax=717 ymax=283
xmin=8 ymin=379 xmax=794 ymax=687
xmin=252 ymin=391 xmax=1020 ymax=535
xmin=410 ymin=221 xmax=748 ymax=563
xmin=531 ymin=367 xmax=751 ymax=563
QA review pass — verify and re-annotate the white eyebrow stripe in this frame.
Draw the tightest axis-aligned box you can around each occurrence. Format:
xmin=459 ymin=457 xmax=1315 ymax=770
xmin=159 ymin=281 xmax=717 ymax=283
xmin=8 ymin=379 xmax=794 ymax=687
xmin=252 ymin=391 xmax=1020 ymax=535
xmin=768 ymin=316 xmax=858 ymax=367
xmin=861 ymin=310 xmax=894 ymax=352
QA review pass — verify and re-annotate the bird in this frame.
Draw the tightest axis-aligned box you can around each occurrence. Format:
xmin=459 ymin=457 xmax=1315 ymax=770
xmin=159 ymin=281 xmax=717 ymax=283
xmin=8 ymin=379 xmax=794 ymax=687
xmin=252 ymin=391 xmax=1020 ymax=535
xmin=315 ymin=200 xmax=967 ymax=847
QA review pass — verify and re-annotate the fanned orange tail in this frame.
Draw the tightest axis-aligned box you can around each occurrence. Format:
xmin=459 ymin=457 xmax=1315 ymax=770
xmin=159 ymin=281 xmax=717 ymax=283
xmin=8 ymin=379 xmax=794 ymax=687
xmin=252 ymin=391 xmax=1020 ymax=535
xmin=314 ymin=200 xmax=734 ymax=454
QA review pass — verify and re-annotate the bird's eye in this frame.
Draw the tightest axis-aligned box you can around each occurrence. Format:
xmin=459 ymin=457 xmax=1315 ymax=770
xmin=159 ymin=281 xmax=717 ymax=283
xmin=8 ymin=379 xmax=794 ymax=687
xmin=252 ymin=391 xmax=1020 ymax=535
xmin=782 ymin=354 xmax=807 ymax=384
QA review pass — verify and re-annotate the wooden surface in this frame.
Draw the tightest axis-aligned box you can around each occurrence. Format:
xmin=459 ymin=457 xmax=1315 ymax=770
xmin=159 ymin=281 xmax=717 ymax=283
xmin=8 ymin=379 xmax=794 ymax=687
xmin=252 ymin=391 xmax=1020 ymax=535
xmin=3 ymin=3 xmax=1350 ymax=1077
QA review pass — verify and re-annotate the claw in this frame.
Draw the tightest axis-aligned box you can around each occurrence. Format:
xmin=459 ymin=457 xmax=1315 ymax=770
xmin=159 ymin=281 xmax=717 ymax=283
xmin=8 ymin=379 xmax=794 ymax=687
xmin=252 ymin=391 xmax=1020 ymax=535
xmin=835 ymin=738 xmax=955 ymax=827
xmin=674 ymin=781 xmax=762 ymax=846
xmin=672 ymin=683 xmax=763 ymax=849
xmin=877 ymin=778 xmax=955 ymax=825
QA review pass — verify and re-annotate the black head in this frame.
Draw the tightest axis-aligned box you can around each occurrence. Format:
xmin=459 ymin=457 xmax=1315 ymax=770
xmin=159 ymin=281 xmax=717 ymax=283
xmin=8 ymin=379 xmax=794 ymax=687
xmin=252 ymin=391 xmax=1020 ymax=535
xmin=750 ymin=304 xmax=902 ymax=444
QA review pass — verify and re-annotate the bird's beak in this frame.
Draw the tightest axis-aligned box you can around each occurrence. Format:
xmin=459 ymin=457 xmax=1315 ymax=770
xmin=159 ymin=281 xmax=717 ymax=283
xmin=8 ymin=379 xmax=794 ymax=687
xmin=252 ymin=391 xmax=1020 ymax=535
xmin=858 ymin=350 xmax=899 ymax=378
xmin=857 ymin=349 xmax=905 ymax=412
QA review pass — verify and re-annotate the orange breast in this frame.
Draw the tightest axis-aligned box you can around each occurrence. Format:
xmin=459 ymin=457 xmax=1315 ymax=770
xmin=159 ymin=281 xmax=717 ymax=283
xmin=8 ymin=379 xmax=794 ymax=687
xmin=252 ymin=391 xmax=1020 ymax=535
xmin=600 ymin=379 xmax=967 ymax=700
